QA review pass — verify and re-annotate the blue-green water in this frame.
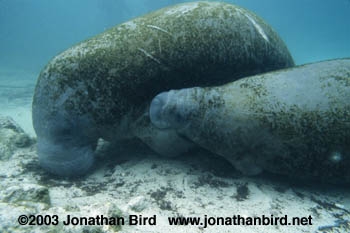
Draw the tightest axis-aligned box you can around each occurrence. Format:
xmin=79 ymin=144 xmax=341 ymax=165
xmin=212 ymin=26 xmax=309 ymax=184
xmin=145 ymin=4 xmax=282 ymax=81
xmin=0 ymin=1 xmax=350 ymax=232
xmin=0 ymin=0 xmax=349 ymax=74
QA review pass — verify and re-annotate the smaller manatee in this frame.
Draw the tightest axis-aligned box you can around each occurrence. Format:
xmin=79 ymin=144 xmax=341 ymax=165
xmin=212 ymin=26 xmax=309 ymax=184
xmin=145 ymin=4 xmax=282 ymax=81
xmin=150 ymin=58 xmax=350 ymax=184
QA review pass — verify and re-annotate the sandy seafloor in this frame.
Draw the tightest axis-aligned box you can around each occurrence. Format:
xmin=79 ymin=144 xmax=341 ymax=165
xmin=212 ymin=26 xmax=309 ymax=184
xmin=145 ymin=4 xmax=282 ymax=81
xmin=1 ymin=70 xmax=350 ymax=233
xmin=0 ymin=70 xmax=36 ymax=137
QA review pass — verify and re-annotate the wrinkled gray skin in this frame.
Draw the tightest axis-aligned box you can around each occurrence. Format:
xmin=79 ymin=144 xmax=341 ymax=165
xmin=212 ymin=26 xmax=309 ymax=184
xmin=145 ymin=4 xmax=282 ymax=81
xmin=150 ymin=59 xmax=350 ymax=184
xmin=32 ymin=1 xmax=294 ymax=177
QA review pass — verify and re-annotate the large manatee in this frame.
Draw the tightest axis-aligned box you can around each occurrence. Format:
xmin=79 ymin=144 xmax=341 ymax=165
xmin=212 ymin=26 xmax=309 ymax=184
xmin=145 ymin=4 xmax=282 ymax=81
xmin=32 ymin=1 xmax=294 ymax=177
xmin=150 ymin=59 xmax=350 ymax=184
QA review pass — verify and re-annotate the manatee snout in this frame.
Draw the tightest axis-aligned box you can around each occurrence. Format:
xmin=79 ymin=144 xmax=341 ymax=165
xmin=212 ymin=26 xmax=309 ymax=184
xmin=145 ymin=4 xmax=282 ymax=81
xmin=35 ymin=113 xmax=98 ymax=177
xmin=150 ymin=89 xmax=196 ymax=130
xmin=150 ymin=92 xmax=173 ymax=129
xmin=37 ymin=139 xmax=95 ymax=177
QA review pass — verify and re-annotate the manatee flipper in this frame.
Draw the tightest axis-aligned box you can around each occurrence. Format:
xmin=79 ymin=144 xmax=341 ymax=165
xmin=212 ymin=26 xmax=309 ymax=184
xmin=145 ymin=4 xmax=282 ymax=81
xmin=227 ymin=155 xmax=263 ymax=176
xmin=133 ymin=112 xmax=196 ymax=157
xmin=138 ymin=128 xmax=195 ymax=157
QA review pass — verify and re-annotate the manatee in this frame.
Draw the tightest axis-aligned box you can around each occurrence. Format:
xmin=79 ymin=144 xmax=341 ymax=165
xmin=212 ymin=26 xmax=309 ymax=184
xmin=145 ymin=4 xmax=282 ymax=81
xmin=32 ymin=1 xmax=294 ymax=177
xmin=150 ymin=59 xmax=350 ymax=184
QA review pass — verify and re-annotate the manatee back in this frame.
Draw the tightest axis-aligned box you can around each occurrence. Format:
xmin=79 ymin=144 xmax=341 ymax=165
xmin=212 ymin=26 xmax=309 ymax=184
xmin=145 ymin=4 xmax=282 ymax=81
xmin=33 ymin=1 xmax=294 ymax=135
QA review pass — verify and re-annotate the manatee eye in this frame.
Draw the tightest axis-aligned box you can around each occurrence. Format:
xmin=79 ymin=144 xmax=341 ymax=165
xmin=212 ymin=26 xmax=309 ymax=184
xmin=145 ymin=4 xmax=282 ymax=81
xmin=56 ymin=126 xmax=73 ymax=137
xmin=46 ymin=120 xmax=69 ymax=139
xmin=47 ymin=114 xmax=82 ymax=143
xmin=50 ymin=123 xmax=75 ymax=143
xmin=174 ymin=111 xmax=183 ymax=122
